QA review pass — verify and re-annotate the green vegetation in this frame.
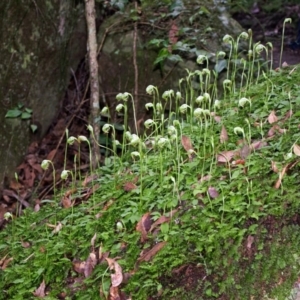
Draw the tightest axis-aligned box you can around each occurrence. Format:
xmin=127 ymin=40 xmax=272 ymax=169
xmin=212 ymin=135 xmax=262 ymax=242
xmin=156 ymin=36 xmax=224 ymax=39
xmin=5 ymin=104 xmax=37 ymax=133
xmin=2 ymin=27 xmax=300 ymax=300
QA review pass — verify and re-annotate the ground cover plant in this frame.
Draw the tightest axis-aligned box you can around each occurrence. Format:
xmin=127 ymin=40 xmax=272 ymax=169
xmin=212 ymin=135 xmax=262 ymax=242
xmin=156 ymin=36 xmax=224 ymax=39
xmin=2 ymin=25 xmax=300 ymax=299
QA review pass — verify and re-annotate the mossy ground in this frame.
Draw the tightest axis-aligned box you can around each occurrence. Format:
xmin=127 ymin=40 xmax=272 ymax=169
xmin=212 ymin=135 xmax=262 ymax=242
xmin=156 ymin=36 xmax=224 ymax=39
xmin=2 ymin=64 xmax=300 ymax=300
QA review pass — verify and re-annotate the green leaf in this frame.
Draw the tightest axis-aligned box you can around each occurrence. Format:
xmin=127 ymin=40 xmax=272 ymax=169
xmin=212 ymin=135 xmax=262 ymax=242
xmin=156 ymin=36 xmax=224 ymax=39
xmin=5 ymin=109 xmax=22 ymax=118
xmin=172 ymin=42 xmax=190 ymax=52
xmin=154 ymin=48 xmax=170 ymax=65
xmin=30 ymin=124 xmax=38 ymax=133
xmin=167 ymin=54 xmax=183 ymax=62
xmin=148 ymin=39 xmax=167 ymax=47
xmin=21 ymin=112 xmax=32 ymax=119
xmin=25 ymin=107 xmax=33 ymax=113
xmin=112 ymin=123 xmax=124 ymax=131
xmin=215 ymin=59 xmax=228 ymax=73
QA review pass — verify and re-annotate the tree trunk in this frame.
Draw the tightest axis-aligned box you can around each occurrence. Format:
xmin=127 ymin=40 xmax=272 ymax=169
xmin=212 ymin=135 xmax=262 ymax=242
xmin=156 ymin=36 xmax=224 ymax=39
xmin=85 ymin=0 xmax=101 ymax=169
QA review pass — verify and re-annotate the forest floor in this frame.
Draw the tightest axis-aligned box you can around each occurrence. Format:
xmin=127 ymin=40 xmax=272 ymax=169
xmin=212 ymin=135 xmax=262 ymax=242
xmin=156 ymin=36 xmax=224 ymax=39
xmin=1 ymin=2 xmax=300 ymax=300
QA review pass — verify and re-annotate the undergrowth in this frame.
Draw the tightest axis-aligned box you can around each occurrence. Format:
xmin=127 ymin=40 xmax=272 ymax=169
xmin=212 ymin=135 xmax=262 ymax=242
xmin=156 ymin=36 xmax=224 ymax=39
xmin=1 ymin=26 xmax=300 ymax=300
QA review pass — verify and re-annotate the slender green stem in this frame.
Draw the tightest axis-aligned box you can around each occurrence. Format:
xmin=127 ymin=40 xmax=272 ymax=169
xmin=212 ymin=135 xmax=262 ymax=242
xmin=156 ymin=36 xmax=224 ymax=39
xmin=280 ymin=18 xmax=292 ymax=68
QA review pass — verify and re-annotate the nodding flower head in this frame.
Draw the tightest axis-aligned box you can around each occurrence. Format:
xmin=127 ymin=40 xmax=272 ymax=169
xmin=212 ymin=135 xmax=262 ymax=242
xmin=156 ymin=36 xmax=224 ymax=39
xmin=146 ymin=85 xmax=156 ymax=95
xmin=123 ymin=92 xmax=129 ymax=101
xmin=202 ymin=68 xmax=210 ymax=76
xmin=238 ymin=97 xmax=251 ymax=108
xmin=234 ymin=127 xmax=245 ymax=136
xmin=217 ymin=51 xmax=226 ymax=59
xmin=162 ymin=89 xmax=174 ymax=100
xmin=100 ymin=106 xmax=109 ymax=115
xmin=87 ymin=125 xmax=93 ymax=133
xmin=116 ymin=92 xmax=129 ymax=101
xmin=176 ymin=91 xmax=182 ymax=101
xmin=223 ymin=79 xmax=232 ymax=89
xmin=179 ymin=104 xmax=190 ymax=114
xmin=196 ymin=95 xmax=204 ymax=104
xmin=67 ymin=136 xmax=77 ymax=145
xmin=116 ymin=103 xmax=124 ymax=112
xmin=196 ymin=54 xmax=207 ymax=65
xmin=78 ymin=135 xmax=88 ymax=143
xmin=116 ymin=221 xmax=123 ymax=232
xmin=131 ymin=151 xmax=140 ymax=160
xmin=254 ymin=43 xmax=265 ymax=55
xmin=266 ymin=42 xmax=273 ymax=49
xmin=157 ymin=137 xmax=170 ymax=149
xmin=41 ymin=159 xmax=51 ymax=170
xmin=223 ymin=34 xmax=233 ymax=44
xmin=173 ymin=120 xmax=180 ymax=127
xmin=61 ymin=170 xmax=70 ymax=180
xmin=145 ymin=102 xmax=154 ymax=110
xmin=214 ymin=100 xmax=221 ymax=109
xmin=144 ymin=119 xmax=155 ymax=129
xmin=4 ymin=212 xmax=12 ymax=221
xmin=239 ymin=32 xmax=249 ymax=40
xmin=102 ymin=124 xmax=111 ymax=134
xmin=194 ymin=108 xmax=204 ymax=119
xmin=129 ymin=134 xmax=140 ymax=147
xmin=156 ymin=103 xmax=163 ymax=112
xmin=125 ymin=131 xmax=132 ymax=141
xmin=203 ymin=92 xmax=211 ymax=102
xmin=167 ymin=125 xmax=176 ymax=135
xmin=116 ymin=93 xmax=123 ymax=101
xmin=113 ymin=139 xmax=121 ymax=146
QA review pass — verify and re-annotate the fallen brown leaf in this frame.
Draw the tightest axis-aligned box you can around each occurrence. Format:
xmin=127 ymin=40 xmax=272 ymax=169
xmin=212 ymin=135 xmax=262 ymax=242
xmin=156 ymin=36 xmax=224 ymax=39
xmin=84 ymin=253 xmax=97 ymax=278
xmin=271 ymin=161 xmax=279 ymax=173
xmin=109 ymin=286 xmax=121 ymax=300
xmin=220 ymin=125 xmax=228 ymax=143
xmin=293 ymin=144 xmax=300 ymax=156
xmin=9 ymin=179 xmax=23 ymax=191
xmin=240 ymin=144 xmax=251 ymax=159
xmin=198 ymin=174 xmax=212 ymax=183
xmin=181 ymin=135 xmax=193 ymax=152
xmin=2 ymin=189 xmax=30 ymax=208
xmin=282 ymin=110 xmax=293 ymax=122
xmin=268 ymin=110 xmax=278 ymax=124
xmin=251 ymin=140 xmax=267 ymax=150
xmin=72 ymin=260 xmax=85 ymax=274
xmin=1 ymin=257 xmax=13 ymax=270
xmin=33 ymin=279 xmax=46 ymax=298
xmin=21 ymin=240 xmax=31 ymax=248
xmin=136 ymin=212 xmax=152 ymax=243
xmin=246 ymin=235 xmax=254 ymax=249
xmin=208 ymin=186 xmax=219 ymax=199
xmin=91 ymin=233 xmax=97 ymax=249
xmin=150 ymin=215 xmax=170 ymax=233
xmin=181 ymin=135 xmax=195 ymax=161
xmin=82 ymin=174 xmax=98 ymax=187
xmin=124 ymin=182 xmax=137 ymax=192
xmin=211 ymin=112 xmax=221 ymax=123
xmin=61 ymin=195 xmax=72 ymax=208
xmin=274 ymin=164 xmax=289 ymax=189
xmin=268 ymin=124 xmax=277 ymax=137
xmin=46 ymin=222 xmax=63 ymax=234
xmin=34 ymin=202 xmax=41 ymax=212
xmin=217 ymin=150 xmax=237 ymax=163
xmin=138 ymin=242 xmax=167 ymax=262
xmin=106 ymin=258 xmax=123 ymax=287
